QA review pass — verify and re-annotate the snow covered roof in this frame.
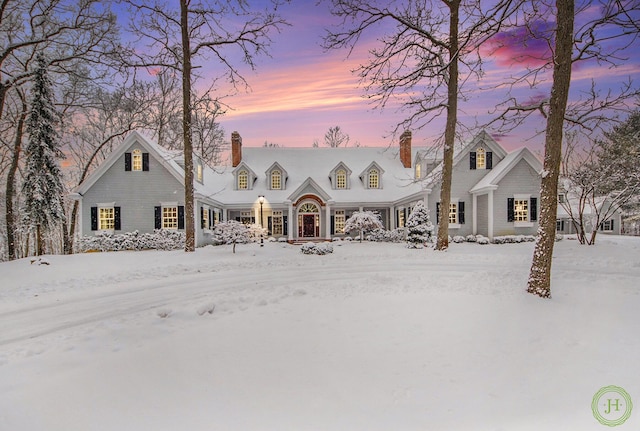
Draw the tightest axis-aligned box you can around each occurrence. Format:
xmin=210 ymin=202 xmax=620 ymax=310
xmin=199 ymin=146 xmax=429 ymax=206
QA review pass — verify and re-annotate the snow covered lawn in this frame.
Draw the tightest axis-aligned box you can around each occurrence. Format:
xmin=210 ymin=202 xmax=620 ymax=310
xmin=1 ymin=237 xmax=639 ymax=430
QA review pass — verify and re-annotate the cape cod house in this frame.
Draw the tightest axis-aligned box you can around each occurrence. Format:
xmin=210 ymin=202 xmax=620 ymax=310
xmin=73 ymin=129 xmax=553 ymax=246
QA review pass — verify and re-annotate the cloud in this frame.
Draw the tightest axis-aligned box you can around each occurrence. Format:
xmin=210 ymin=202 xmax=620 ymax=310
xmin=482 ymin=21 xmax=554 ymax=68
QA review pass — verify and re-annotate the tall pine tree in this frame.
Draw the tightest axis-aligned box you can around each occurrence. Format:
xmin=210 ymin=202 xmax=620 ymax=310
xmin=406 ymin=201 xmax=434 ymax=248
xmin=22 ymin=52 xmax=66 ymax=256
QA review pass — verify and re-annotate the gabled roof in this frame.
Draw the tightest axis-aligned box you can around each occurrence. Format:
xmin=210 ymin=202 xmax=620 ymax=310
xmin=75 ymin=131 xmax=185 ymax=195
xmin=287 ymin=177 xmax=333 ymax=203
xmin=265 ymin=161 xmax=288 ymax=179
xmin=452 ymin=130 xmax=508 ymax=167
xmin=469 ymin=147 xmax=543 ymax=194
xmin=359 ymin=161 xmax=385 ymax=179
xmin=329 ymin=161 xmax=352 ymax=176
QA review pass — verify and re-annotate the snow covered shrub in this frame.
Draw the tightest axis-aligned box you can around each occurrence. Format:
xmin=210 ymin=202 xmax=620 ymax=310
xmin=476 ymin=235 xmax=490 ymax=245
xmin=213 ymin=221 xmax=251 ymax=253
xmin=300 ymin=242 xmax=334 ymax=255
xmin=344 ymin=211 xmax=384 ymax=242
xmin=78 ymin=230 xmax=185 ymax=252
xmin=466 ymin=234 xmax=477 ymax=243
xmin=555 ymin=234 xmax=563 ymax=242
xmin=277 ymin=236 xmax=288 ymax=243
xmin=406 ymin=201 xmax=434 ymax=248
xmin=452 ymin=235 xmax=466 ymax=243
xmin=368 ymin=228 xmax=406 ymax=242
xmin=246 ymin=223 xmax=268 ymax=242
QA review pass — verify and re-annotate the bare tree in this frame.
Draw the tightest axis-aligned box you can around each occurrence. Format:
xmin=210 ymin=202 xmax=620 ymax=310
xmin=124 ymin=0 xmax=288 ymax=252
xmin=323 ymin=0 xmax=519 ymax=250
xmin=324 ymin=125 xmax=351 ymax=147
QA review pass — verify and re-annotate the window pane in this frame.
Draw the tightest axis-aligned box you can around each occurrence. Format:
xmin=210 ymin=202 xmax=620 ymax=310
xmin=476 ymin=148 xmax=485 ymax=169
xmin=448 ymin=203 xmax=457 ymax=224
xmin=514 ymin=199 xmax=528 ymax=222
xmin=271 ymin=170 xmax=281 ymax=189
xmin=238 ymin=170 xmax=248 ymax=189
xmin=163 ymin=206 xmax=178 ymax=229
xmin=336 ymin=170 xmax=346 ymax=189
xmin=99 ymin=207 xmax=114 ymax=230
xmin=369 ymin=169 xmax=379 ymax=188
xmin=132 ymin=149 xmax=142 ymax=171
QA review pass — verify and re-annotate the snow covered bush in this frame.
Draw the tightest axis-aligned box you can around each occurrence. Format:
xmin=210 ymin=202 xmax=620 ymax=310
xmin=246 ymin=223 xmax=268 ymax=242
xmin=213 ymin=221 xmax=251 ymax=253
xmin=492 ymin=235 xmax=536 ymax=244
xmin=466 ymin=235 xmax=477 ymax=243
xmin=367 ymin=228 xmax=405 ymax=242
xmin=476 ymin=235 xmax=490 ymax=245
xmin=78 ymin=230 xmax=185 ymax=252
xmin=344 ymin=210 xmax=384 ymax=242
xmin=405 ymin=201 xmax=434 ymax=248
xmin=300 ymin=242 xmax=334 ymax=255
xmin=452 ymin=235 xmax=466 ymax=243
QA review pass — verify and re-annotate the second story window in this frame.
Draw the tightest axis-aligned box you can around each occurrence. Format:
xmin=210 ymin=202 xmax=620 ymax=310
xmin=336 ymin=169 xmax=347 ymax=189
xmin=369 ymin=169 xmax=379 ymax=188
xmin=271 ymin=170 xmax=281 ymax=190
xmin=476 ymin=148 xmax=486 ymax=169
xmin=132 ymin=149 xmax=143 ymax=171
xmin=238 ymin=170 xmax=248 ymax=190
xmin=415 ymin=163 xmax=421 ymax=179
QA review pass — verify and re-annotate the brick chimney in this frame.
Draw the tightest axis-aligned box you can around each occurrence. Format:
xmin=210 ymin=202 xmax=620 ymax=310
xmin=400 ymin=130 xmax=412 ymax=168
xmin=231 ymin=131 xmax=242 ymax=167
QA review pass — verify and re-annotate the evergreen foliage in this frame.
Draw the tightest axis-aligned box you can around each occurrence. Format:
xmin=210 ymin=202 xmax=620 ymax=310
xmin=22 ymin=52 xmax=66 ymax=255
xmin=405 ymin=201 xmax=434 ymax=248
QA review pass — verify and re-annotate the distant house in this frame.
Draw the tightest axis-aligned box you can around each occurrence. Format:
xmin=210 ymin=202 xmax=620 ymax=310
xmin=555 ymin=190 xmax=623 ymax=236
xmin=73 ymin=129 xmax=546 ymax=246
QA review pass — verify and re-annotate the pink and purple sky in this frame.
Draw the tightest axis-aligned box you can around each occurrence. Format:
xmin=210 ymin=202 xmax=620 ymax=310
xmin=213 ymin=2 xmax=640 ymax=153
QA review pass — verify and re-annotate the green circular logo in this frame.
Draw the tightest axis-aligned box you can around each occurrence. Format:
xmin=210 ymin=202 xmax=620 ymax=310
xmin=592 ymin=385 xmax=633 ymax=426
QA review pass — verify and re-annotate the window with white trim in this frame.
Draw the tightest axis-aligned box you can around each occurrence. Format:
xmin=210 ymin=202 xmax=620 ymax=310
xmin=197 ymin=163 xmax=203 ymax=183
xmin=132 ymin=149 xmax=143 ymax=171
xmin=335 ymin=210 xmax=345 ymax=233
xmin=448 ymin=203 xmax=458 ymax=224
xmin=558 ymin=193 xmax=566 ymax=204
xmin=272 ymin=210 xmax=283 ymax=235
xmin=476 ymin=148 xmax=486 ymax=169
xmin=163 ymin=206 xmax=178 ymax=229
xmin=508 ymin=195 xmax=537 ymax=225
xmin=415 ymin=163 xmax=421 ymax=179
xmin=99 ymin=207 xmax=115 ymax=230
xmin=271 ymin=170 xmax=281 ymax=190
xmin=238 ymin=170 xmax=248 ymax=190
xmin=601 ymin=219 xmax=614 ymax=231
xmin=202 ymin=206 xmax=209 ymax=229
xmin=514 ymin=199 xmax=529 ymax=222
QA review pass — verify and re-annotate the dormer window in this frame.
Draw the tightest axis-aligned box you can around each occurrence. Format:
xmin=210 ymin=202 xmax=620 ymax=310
xmin=197 ymin=163 xmax=203 ymax=183
xmin=415 ymin=163 xmax=421 ymax=179
xmin=470 ymin=148 xmax=492 ymax=170
xmin=238 ymin=170 xmax=248 ymax=190
xmin=271 ymin=170 xmax=282 ymax=190
xmin=132 ymin=149 xmax=143 ymax=171
xmin=369 ymin=169 xmax=379 ymax=188
xmin=336 ymin=169 xmax=347 ymax=189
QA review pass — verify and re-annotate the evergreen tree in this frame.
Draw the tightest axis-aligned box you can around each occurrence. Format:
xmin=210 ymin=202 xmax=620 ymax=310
xmin=22 ymin=52 xmax=66 ymax=256
xmin=406 ymin=201 xmax=434 ymax=249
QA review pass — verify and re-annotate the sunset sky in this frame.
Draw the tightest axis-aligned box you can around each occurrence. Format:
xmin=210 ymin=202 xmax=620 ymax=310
xmin=209 ymin=2 xmax=640 ymax=153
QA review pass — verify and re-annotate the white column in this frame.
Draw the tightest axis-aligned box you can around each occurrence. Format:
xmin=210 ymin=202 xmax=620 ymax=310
xmin=488 ymin=190 xmax=494 ymax=240
xmin=472 ymin=193 xmax=478 ymax=235
xmin=254 ymin=206 xmax=260 ymax=225
xmin=325 ymin=202 xmax=332 ymax=240
xmin=390 ymin=206 xmax=396 ymax=229
xmin=287 ymin=200 xmax=294 ymax=242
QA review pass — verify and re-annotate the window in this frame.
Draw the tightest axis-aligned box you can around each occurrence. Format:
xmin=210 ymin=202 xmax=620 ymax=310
xmin=132 ymin=149 xmax=143 ymax=171
xmin=470 ymin=149 xmax=492 ymax=170
xmin=202 ymin=207 xmax=209 ymax=229
xmin=99 ymin=207 xmax=115 ymax=230
xmin=240 ymin=211 xmax=254 ymax=225
xmin=369 ymin=169 xmax=379 ymax=188
xmin=271 ymin=170 xmax=281 ymax=190
xmin=558 ymin=193 xmax=566 ymax=204
xmin=508 ymin=196 xmax=537 ymax=225
xmin=398 ymin=209 xmax=406 ymax=228
xmin=336 ymin=169 xmax=347 ymax=189
xmin=272 ymin=210 xmax=283 ymax=235
xmin=476 ymin=148 xmax=486 ymax=169
xmin=514 ymin=199 xmax=528 ymax=222
xmin=601 ymin=219 xmax=614 ymax=231
xmin=415 ymin=163 xmax=421 ymax=179
xmin=556 ymin=220 xmax=565 ymax=232
xmin=197 ymin=163 xmax=203 ymax=183
xmin=238 ymin=170 xmax=248 ymax=190
xmin=335 ymin=210 xmax=345 ymax=233
xmin=163 ymin=206 xmax=178 ymax=229
xmin=448 ymin=203 xmax=458 ymax=224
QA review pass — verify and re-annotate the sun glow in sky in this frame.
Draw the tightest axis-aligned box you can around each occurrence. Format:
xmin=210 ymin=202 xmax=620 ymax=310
xmin=211 ymin=2 xmax=640 ymax=153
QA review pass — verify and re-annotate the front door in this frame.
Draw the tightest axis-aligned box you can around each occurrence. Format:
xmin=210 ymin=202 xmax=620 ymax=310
xmin=303 ymin=214 xmax=315 ymax=237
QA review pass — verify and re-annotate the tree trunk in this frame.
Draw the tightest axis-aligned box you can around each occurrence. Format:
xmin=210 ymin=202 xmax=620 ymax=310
xmin=4 ymin=90 xmax=28 ymax=261
xmin=181 ymin=0 xmax=196 ymax=252
xmin=435 ymin=1 xmax=459 ymax=251
xmin=36 ymin=224 xmax=43 ymax=256
xmin=527 ymin=0 xmax=574 ymax=298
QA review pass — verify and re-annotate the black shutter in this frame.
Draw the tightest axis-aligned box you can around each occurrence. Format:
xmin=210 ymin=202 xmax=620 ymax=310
xmin=436 ymin=202 xmax=440 ymax=224
xmin=235 ymin=217 xmax=241 ymax=222
xmin=458 ymin=201 xmax=465 ymax=224
xmin=611 ymin=220 xmax=614 ymax=230
xmin=403 ymin=208 xmax=407 ymax=226
xmin=268 ymin=216 xmax=273 ymax=235
xmin=178 ymin=206 xmax=185 ymax=229
xmin=200 ymin=207 xmax=205 ymax=229
xmin=251 ymin=217 xmax=255 ymax=224
xmin=142 ymin=153 xmax=149 ymax=171
xmin=395 ymin=210 xmax=400 ymax=228
xmin=330 ymin=216 xmax=335 ymax=234
xmin=114 ymin=206 xmax=121 ymax=230
xmin=91 ymin=207 xmax=98 ymax=231
xmin=210 ymin=209 xmax=214 ymax=228
xmin=124 ymin=153 xmax=132 ymax=171
xmin=154 ymin=206 xmax=162 ymax=229
xmin=283 ymin=216 xmax=288 ymax=235
xmin=507 ymin=198 xmax=515 ymax=222
xmin=470 ymin=152 xmax=477 ymax=170
xmin=486 ymin=152 xmax=493 ymax=169
xmin=530 ymin=197 xmax=537 ymax=221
